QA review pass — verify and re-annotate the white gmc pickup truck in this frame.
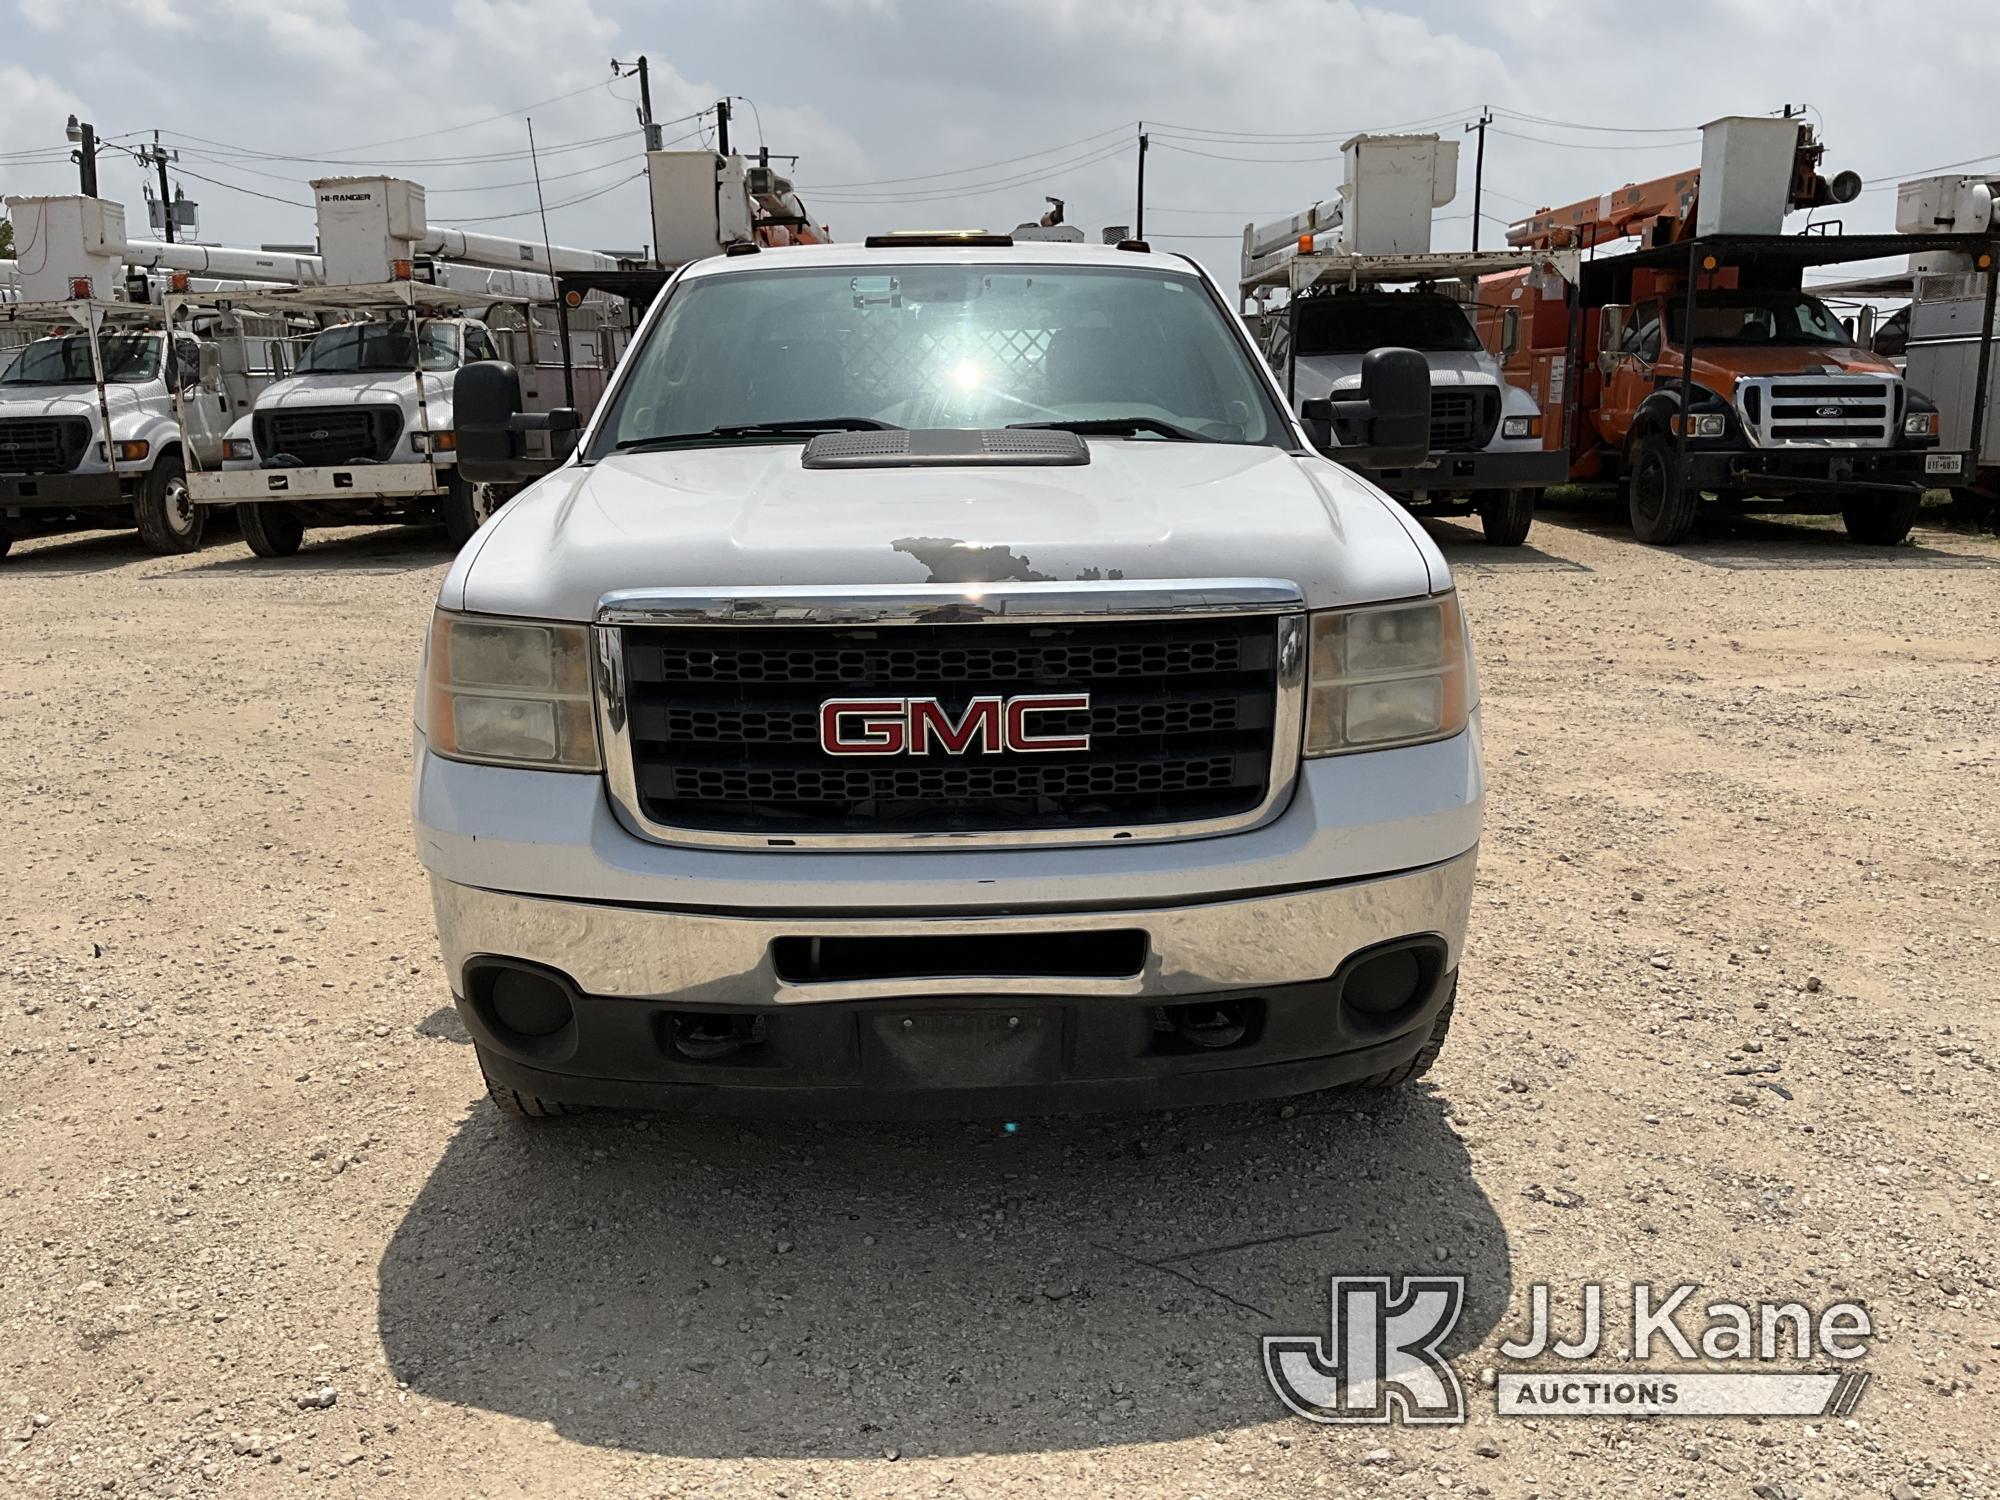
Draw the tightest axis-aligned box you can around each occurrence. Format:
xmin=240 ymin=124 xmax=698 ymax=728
xmin=413 ymin=235 xmax=1483 ymax=1119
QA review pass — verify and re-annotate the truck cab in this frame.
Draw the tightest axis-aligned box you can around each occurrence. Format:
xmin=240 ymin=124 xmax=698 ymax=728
xmin=0 ymin=321 xmax=229 ymax=557
xmin=214 ymin=314 xmax=495 ymax=555
xmin=1263 ymin=287 xmax=1558 ymax=544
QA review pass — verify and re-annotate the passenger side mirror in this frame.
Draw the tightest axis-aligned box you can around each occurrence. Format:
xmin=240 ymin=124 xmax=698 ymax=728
xmin=1500 ymin=307 xmax=1521 ymax=359
xmin=1856 ymin=304 xmax=1876 ymax=352
xmin=197 ymin=344 xmax=222 ymax=393
xmin=1597 ymin=304 xmax=1628 ymax=376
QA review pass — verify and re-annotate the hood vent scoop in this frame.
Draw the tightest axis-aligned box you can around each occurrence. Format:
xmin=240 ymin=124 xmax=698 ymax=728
xmin=801 ymin=427 xmax=1088 ymax=469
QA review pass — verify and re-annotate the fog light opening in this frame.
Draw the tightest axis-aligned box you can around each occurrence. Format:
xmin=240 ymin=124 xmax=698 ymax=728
xmin=1164 ymin=1000 xmax=1249 ymax=1051
xmin=670 ymin=1012 xmax=760 ymax=1062
xmin=1337 ymin=940 xmax=1444 ymax=1020
xmin=488 ymin=967 xmax=575 ymax=1038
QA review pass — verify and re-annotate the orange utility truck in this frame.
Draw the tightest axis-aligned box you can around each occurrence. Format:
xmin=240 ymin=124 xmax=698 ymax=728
xmin=1486 ymin=115 xmax=1997 ymax=545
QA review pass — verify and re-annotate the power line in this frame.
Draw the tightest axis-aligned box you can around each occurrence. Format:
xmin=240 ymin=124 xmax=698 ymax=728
xmin=160 ymin=164 xmax=312 ymax=211
xmin=805 ymin=140 xmax=1134 ymax=204
xmin=314 ymin=78 xmax=622 ymax=156
xmin=1488 ymin=127 xmax=1700 ymax=152
xmin=1490 ymin=107 xmax=1697 ymax=136
xmin=435 ymin=170 xmax=646 ymax=225
xmin=1146 ymin=105 xmax=1477 ymax=141
xmin=803 ymin=123 xmax=1133 ymax=190
xmin=1150 ymin=141 xmax=1340 ymax=165
xmin=154 ymin=126 xmax=637 ymax=169
xmin=1861 ymin=147 xmax=2000 ymax=186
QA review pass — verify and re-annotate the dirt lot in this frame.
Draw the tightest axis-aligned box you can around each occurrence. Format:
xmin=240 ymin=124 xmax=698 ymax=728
xmin=2 ymin=502 xmax=1996 ymax=1499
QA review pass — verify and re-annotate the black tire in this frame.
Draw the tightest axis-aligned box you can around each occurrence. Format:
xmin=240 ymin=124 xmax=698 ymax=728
xmin=1624 ymin=433 xmax=1699 ymax=545
xmin=1841 ymin=490 xmax=1921 ymax=546
xmin=1352 ymin=984 xmax=1457 ymax=1089
xmin=239 ymin=502 xmax=307 ymax=558
xmin=441 ymin=470 xmax=495 ymax=549
xmin=1476 ymin=488 xmax=1536 ymax=546
xmin=0 ymin=526 xmax=12 ymax=561
xmin=133 ymin=453 xmax=203 ymax=555
xmin=477 ymin=1047 xmax=582 ymax=1120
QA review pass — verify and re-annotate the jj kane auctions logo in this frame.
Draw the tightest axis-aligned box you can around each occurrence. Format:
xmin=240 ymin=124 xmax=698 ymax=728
xmin=1264 ymin=1278 xmax=1873 ymax=1424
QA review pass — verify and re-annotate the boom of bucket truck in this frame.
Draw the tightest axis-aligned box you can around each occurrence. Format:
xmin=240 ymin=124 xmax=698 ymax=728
xmin=1486 ymin=114 xmax=1993 ymax=547
xmin=1239 ymin=132 xmax=1575 ymax=547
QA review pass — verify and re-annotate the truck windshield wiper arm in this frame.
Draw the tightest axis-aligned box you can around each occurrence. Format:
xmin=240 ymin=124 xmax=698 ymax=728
xmin=613 ymin=418 xmax=901 ymax=452
xmin=1007 ymin=417 xmax=1213 ymax=442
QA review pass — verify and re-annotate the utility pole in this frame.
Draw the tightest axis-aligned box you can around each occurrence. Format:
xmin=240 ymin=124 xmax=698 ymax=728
xmin=715 ymin=98 xmax=731 ymax=158
xmin=137 ymin=132 xmax=178 ymax=242
xmin=1465 ymin=106 xmax=1492 ymax=251
xmin=1135 ymin=122 xmax=1149 ymax=242
xmin=613 ymin=57 xmax=662 ymax=150
xmin=66 ymin=115 xmax=99 ymax=197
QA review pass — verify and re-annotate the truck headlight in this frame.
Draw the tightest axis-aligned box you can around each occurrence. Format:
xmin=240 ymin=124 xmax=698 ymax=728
xmin=412 ymin=430 xmax=457 ymax=453
xmin=423 ymin=611 xmax=599 ymax=771
xmin=1904 ymin=412 xmax=1938 ymax=437
xmin=1305 ymin=593 xmax=1470 ymax=756
xmin=222 ymin=438 xmax=256 ymax=461
xmin=1671 ymin=412 xmax=1727 ymax=438
xmin=1501 ymin=415 xmax=1541 ymax=440
xmin=98 ymin=439 xmax=150 ymax=462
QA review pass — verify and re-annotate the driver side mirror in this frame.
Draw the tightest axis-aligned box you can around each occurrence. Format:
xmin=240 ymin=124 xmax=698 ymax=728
xmin=1597 ymin=304 xmax=1628 ymax=376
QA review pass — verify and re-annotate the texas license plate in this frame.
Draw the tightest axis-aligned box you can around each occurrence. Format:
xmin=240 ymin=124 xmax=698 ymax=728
xmin=1924 ymin=453 xmax=1963 ymax=475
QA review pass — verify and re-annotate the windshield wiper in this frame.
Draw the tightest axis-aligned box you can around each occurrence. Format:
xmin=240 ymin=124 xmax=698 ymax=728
xmin=1008 ymin=417 xmax=1212 ymax=442
xmin=614 ymin=418 xmax=900 ymax=452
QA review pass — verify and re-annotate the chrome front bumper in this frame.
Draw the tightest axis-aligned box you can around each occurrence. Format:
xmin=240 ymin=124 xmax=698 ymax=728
xmin=429 ymin=847 xmax=1477 ymax=1008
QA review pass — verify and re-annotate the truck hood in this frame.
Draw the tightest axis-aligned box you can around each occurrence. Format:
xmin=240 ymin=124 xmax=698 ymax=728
xmin=257 ymin=371 xmax=450 ymax=409
xmin=0 ymin=382 xmax=158 ymax=420
xmin=447 ymin=439 xmax=1444 ymax=621
xmin=1687 ymin=346 xmax=1899 ymax=388
xmin=1295 ymin=349 xmax=1499 ymax=394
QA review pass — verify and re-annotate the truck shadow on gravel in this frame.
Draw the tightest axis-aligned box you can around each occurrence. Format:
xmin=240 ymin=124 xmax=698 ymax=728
xmin=377 ymin=1091 xmax=1508 ymax=1458
xmin=1530 ymin=493 xmax=1998 ymax=568
xmin=167 ymin=525 xmax=460 ymax=576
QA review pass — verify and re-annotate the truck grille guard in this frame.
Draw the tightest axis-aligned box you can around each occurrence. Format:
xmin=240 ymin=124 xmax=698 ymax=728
xmin=591 ymin=580 xmax=1308 ymax=851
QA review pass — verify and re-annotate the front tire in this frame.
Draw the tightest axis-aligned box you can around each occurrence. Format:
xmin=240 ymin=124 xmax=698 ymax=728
xmin=1841 ymin=490 xmax=1921 ymax=546
xmin=0 ymin=526 xmax=12 ymax=561
xmin=441 ymin=470 xmax=495 ymax=548
xmin=477 ymin=1046 xmax=583 ymax=1120
xmin=1625 ymin=434 xmax=1698 ymax=545
xmin=239 ymin=502 xmax=307 ymax=558
xmin=133 ymin=454 xmax=203 ymax=555
xmin=1476 ymin=488 xmax=1536 ymax=546
xmin=1353 ymin=983 xmax=1457 ymax=1089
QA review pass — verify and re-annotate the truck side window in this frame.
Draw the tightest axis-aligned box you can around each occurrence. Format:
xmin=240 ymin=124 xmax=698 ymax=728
xmin=174 ymin=335 xmax=202 ymax=389
xmin=1626 ymin=310 xmax=1662 ymax=364
xmin=463 ymin=328 xmax=499 ymax=364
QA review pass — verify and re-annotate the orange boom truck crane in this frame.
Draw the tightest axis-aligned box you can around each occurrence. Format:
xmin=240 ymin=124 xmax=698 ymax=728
xmin=1484 ymin=115 xmax=1998 ymax=545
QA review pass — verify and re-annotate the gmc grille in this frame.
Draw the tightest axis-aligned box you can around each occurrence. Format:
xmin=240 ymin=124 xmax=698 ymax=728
xmin=1739 ymin=377 xmax=1896 ymax=448
xmin=0 ymin=416 xmax=91 ymax=475
xmin=1429 ymin=388 xmax=1499 ymax=451
xmin=252 ymin=406 xmax=402 ymax=467
xmin=618 ymin=617 xmax=1284 ymax=836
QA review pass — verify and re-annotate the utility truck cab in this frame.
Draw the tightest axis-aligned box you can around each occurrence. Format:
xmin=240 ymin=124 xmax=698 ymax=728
xmin=0 ymin=319 xmax=230 ymax=557
xmin=418 ymin=234 xmax=1483 ymax=1121
xmin=1242 ymin=136 xmax=1574 ymax=546
xmin=217 ymin=313 xmax=495 ymax=554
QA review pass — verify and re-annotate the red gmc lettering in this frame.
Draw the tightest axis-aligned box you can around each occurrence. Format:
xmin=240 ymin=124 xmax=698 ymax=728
xmin=819 ymin=694 xmax=1091 ymax=755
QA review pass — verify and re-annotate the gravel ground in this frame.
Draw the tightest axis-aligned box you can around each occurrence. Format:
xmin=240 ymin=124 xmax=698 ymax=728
xmin=2 ymin=501 xmax=1996 ymax=1499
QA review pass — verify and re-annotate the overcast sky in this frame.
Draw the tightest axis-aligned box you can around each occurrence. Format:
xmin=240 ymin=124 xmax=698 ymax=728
xmin=4 ymin=0 xmax=1995 ymax=286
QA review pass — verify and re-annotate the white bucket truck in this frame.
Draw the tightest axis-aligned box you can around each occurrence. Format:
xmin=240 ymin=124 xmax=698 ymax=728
xmin=188 ymin=177 xmax=633 ymax=557
xmin=1241 ymin=134 xmax=1577 ymax=545
xmin=0 ymin=195 xmax=303 ymax=558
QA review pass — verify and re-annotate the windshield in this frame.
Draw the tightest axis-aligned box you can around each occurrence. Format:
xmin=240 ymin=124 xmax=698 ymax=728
xmin=0 ymin=333 xmax=163 ymax=386
xmin=1667 ymin=292 xmax=1852 ymax=348
xmin=1293 ymin=293 xmax=1481 ymax=356
xmin=296 ymin=321 xmax=460 ymax=374
xmin=590 ymin=262 xmax=1288 ymax=455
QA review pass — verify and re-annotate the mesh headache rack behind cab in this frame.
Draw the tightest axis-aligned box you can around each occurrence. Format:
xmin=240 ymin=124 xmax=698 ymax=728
xmin=595 ymin=583 xmax=1307 ymax=848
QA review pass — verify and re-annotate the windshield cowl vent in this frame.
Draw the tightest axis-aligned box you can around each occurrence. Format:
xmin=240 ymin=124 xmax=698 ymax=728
xmin=800 ymin=428 xmax=1089 ymax=469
